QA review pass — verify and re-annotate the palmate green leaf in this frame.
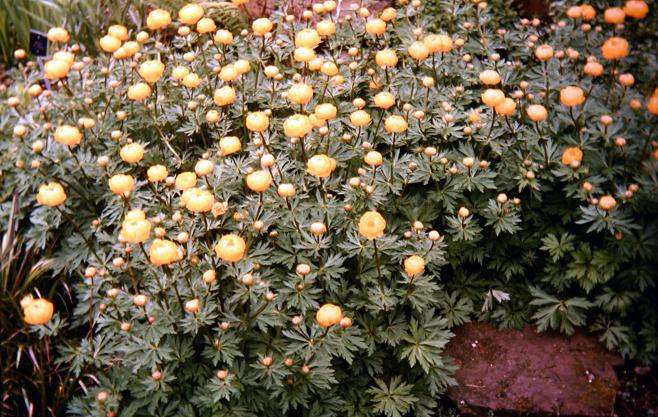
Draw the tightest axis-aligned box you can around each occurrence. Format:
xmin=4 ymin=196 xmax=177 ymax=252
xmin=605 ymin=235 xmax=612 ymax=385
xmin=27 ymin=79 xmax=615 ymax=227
xmin=540 ymin=232 xmax=575 ymax=262
xmin=398 ymin=319 xmax=452 ymax=373
xmin=565 ymin=244 xmax=619 ymax=293
xmin=590 ymin=318 xmax=631 ymax=351
xmin=439 ymin=291 xmax=474 ymax=327
xmin=529 ymin=286 xmax=593 ymax=335
xmin=482 ymin=199 xmax=521 ymax=236
xmin=445 ymin=215 xmax=483 ymax=242
xmin=366 ymin=376 xmax=418 ymax=417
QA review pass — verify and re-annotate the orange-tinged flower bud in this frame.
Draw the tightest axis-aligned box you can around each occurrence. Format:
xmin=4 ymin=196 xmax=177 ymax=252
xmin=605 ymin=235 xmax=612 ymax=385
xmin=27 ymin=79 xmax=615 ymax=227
xmin=316 ymin=19 xmax=336 ymax=36
xmin=196 ymin=17 xmax=216 ymax=33
xmin=121 ymin=213 xmax=151 ymax=243
xmin=364 ymin=151 xmax=383 ymax=166
xmin=214 ymin=234 xmax=246 ymax=262
xmin=384 ymin=115 xmax=408 ymax=133
xmin=583 ymin=61 xmax=604 ymax=77
xmin=479 ymin=70 xmax=500 ymax=85
xmin=47 ymin=27 xmax=69 ymax=43
xmin=315 ymin=103 xmax=338 ymax=120
xmin=424 ymin=34 xmax=452 ymax=53
xmin=604 ymin=7 xmax=625 ymax=24
xmin=138 ymin=60 xmax=165 ymax=83
xmin=534 ymin=44 xmax=554 ymax=60
xmin=494 ymin=98 xmax=517 ymax=116
xmin=365 ymin=18 xmax=387 ymax=35
xmin=214 ymin=29 xmax=233 ymax=44
xmin=252 ymin=18 xmax=273 ymax=35
xmin=561 ymin=147 xmax=583 ymax=166
xmin=374 ymin=91 xmax=396 ymax=109
xmin=599 ymin=195 xmax=617 ymax=211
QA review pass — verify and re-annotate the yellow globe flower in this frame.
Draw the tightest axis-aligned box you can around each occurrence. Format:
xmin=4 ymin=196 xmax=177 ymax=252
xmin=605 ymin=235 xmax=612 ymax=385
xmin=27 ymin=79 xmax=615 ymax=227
xmin=147 ymin=9 xmax=172 ymax=30
xmin=197 ymin=17 xmax=216 ymax=33
xmin=252 ymin=18 xmax=274 ymax=36
xmin=481 ymin=88 xmax=506 ymax=107
xmin=375 ymin=49 xmax=398 ymax=67
xmin=23 ymin=298 xmax=54 ymax=325
xmin=307 ymin=154 xmax=336 ymax=178
xmin=364 ymin=151 xmax=383 ymax=166
xmin=127 ymin=83 xmax=151 ymax=100
xmin=214 ymin=234 xmax=246 ymax=262
xmin=219 ymin=136 xmax=242 ymax=155
xmin=358 ymin=211 xmax=386 ymax=240
xmin=560 ymin=86 xmax=586 ymax=107
xmin=526 ymin=104 xmax=548 ymax=122
xmin=54 ymin=125 xmax=82 ymax=146
xmin=321 ymin=62 xmax=339 ymax=76
xmin=213 ymin=85 xmax=236 ymax=106
xmin=108 ymin=24 xmax=129 ymax=41
xmin=44 ymin=60 xmax=70 ymax=80
xmin=178 ymin=3 xmax=205 ymax=25
xmin=182 ymin=73 xmax=202 ymax=88
xmin=494 ymin=98 xmax=517 ymax=116
xmin=404 ymin=255 xmax=425 ymax=277
xmin=99 ymin=35 xmax=122 ymax=53
xmin=246 ymin=170 xmax=273 ymax=192
xmin=424 ymin=34 xmax=452 ymax=53
xmin=234 ymin=59 xmax=251 ymax=75
xmin=120 ymin=143 xmax=145 ymax=163
xmin=47 ymin=27 xmax=70 ymax=43
xmin=408 ymin=41 xmax=430 ymax=60
xmin=384 ymin=115 xmax=408 ymax=133
xmin=295 ymin=29 xmax=321 ymax=49
xmin=374 ymin=91 xmax=395 ymax=109
xmin=36 ymin=182 xmax=67 ymax=207
xmin=52 ymin=51 xmax=75 ymax=66
xmin=194 ymin=159 xmax=214 ymax=177
xmin=149 ymin=239 xmax=182 ymax=265
xmin=284 ymin=114 xmax=313 ymax=137
xmin=108 ymin=174 xmax=135 ymax=195
xmin=147 ymin=165 xmax=168 ymax=182
xmin=138 ymin=60 xmax=165 ymax=83
xmin=121 ymin=214 xmax=151 ymax=243
xmin=175 ymin=172 xmax=197 ymax=190
xmin=365 ymin=18 xmax=387 ymax=35
xmin=288 ymin=83 xmax=314 ymax=105
xmin=181 ymin=188 xmax=215 ymax=212
xmin=214 ymin=29 xmax=233 ymax=44
xmin=246 ymin=112 xmax=270 ymax=132
xmin=316 ymin=20 xmax=336 ymax=36
xmin=479 ymin=70 xmax=501 ymax=85
xmin=315 ymin=103 xmax=338 ymax=120
xmin=350 ymin=110 xmax=372 ymax=127
xmin=294 ymin=47 xmax=317 ymax=63
xmin=219 ymin=65 xmax=239 ymax=82
xmin=316 ymin=304 xmax=342 ymax=327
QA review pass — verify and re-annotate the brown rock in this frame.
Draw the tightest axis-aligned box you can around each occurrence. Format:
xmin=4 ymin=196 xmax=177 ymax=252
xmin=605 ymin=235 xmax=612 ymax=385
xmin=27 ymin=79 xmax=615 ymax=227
xmin=444 ymin=322 xmax=623 ymax=417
